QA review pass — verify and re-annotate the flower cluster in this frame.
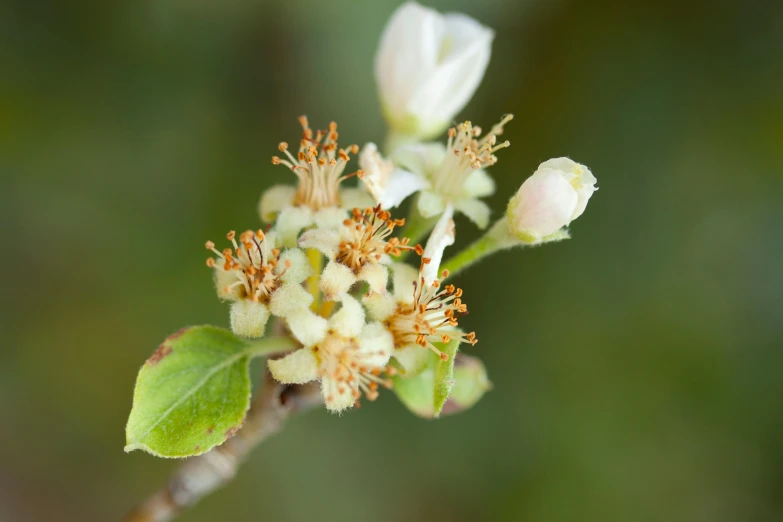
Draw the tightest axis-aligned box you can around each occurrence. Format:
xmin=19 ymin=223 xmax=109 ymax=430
xmin=205 ymin=2 xmax=597 ymax=416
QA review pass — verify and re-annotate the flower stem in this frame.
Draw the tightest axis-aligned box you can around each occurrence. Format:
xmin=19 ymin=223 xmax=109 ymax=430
xmin=247 ymin=336 xmax=298 ymax=358
xmin=123 ymin=369 xmax=321 ymax=522
xmin=306 ymin=248 xmax=323 ymax=311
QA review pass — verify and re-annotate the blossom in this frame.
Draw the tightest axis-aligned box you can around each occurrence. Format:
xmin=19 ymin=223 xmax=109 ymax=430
xmin=363 ymin=208 xmax=475 ymax=375
xmin=375 ymin=2 xmax=493 ymax=140
xmin=268 ymin=295 xmax=395 ymax=412
xmin=360 ymin=116 xmax=511 ymax=229
xmin=259 ymin=117 xmax=373 ymax=246
xmin=507 ymin=157 xmax=597 ymax=243
xmin=298 ymin=205 xmax=421 ymax=300
xmin=205 ymin=230 xmax=312 ymax=337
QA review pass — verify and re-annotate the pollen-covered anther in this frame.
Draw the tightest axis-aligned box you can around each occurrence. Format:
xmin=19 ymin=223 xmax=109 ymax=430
xmin=272 ymin=117 xmax=362 ymax=211
xmin=204 ymin=229 xmax=284 ymax=304
xmin=431 ymin=114 xmax=514 ymax=199
xmin=386 ymin=263 xmax=477 ymax=359
xmin=332 ymin=205 xmax=417 ymax=273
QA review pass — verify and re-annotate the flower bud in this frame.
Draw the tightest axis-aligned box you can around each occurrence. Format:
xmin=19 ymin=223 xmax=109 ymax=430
xmin=507 ymin=157 xmax=597 ymax=242
xmin=393 ymin=353 xmax=491 ymax=419
xmin=375 ymin=2 xmax=493 ymax=140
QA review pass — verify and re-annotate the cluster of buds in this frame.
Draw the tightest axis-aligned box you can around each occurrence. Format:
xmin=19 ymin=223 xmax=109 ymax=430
xmin=203 ymin=2 xmax=597 ymax=416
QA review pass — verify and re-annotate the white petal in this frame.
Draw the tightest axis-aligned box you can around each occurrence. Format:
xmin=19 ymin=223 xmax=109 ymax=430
xmin=359 ymin=143 xmax=427 ymax=209
xmin=229 ymin=301 xmax=270 ymax=338
xmin=394 ymin=345 xmax=432 ymax=376
xmin=391 ymin=262 xmax=419 ymax=304
xmin=268 ymin=348 xmax=319 ymax=384
xmin=286 ymin=308 xmax=328 ymax=347
xmin=417 ymin=190 xmax=446 ymax=218
xmin=276 ymin=206 xmax=314 ymax=248
xmin=321 ymin=376 xmax=356 ymax=413
xmin=213 ymin=265 xmax=242 ymax=301
xmin=422 ymin=204 xmax=456 ymax=284
xmin=269 ymin=283 xmax=313 ymax=318
xmin=357 ymin=322 xmax=394 ymax=369
xmin=375 ymin=3 xmax=443 ymax=123
xmin=258 ymin=185 xmax=296 ymax=222
xmin=298 ymin=228 xmax=341 ymax=258
xmin=319 ymin=260 xmax=357 ymax=301
xmin=383 ymin=169 xmax=429 ymax=209
xmin=329 ymin=294 xmax=365 ymax=338
xmin=339 ymin=186 xmax=375 ymax=210
xmin=463 ymin=168 xmax=495 ymax=198
xmin=358 ymin=263 xmax=389 ymax=294
xmin=454 ymin=197 xmax=491 ymax=229
xmin=363 ymin=292 xmax=397 ymax=322
xmin=314 ymin=207 xmax=348 ymax=231
xmin=392 ymin=142 xmax=446 ymax=177
xmin=277 ymin=248 xmax=312 ymax=284
xmin=407 ymin=13 xmax=493 ymax=125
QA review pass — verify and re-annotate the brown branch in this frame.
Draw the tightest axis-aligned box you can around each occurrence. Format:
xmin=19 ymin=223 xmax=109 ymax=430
xmin=124 ymin=370 xmax=321 ymax=522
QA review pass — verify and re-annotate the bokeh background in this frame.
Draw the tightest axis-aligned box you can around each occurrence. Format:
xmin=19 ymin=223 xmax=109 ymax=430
xmin=2 ymin=0 xmax=782 ymax=520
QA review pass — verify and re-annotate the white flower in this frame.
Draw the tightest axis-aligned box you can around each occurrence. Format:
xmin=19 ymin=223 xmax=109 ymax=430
xmin=298 ymin=206 xmax=420 ymax=300
xmin=507 ymin=157 xmax=597 ymax=243
xmin=363 ymin=209 xmax=474 ymax=375
xmin=267 ymin=295 xmax=394 ymax=412
xmin=258 ymin=117 xmax=374 ymax=247
xmin=360 ymin=117 xmax=510 ymax=229
xmin=205 ymin=230 xmax=313 ymax=338
xmin=375 ymin=2 xmax=493 ymax=140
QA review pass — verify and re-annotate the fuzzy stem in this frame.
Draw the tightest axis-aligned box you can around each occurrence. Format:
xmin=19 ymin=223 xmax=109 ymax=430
xmin=123 ymin=370 xmax=321 ymax=522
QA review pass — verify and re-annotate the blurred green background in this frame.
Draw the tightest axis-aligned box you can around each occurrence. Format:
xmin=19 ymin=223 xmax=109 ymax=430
xmin=2 ymin=0 xmax=782 ymax=520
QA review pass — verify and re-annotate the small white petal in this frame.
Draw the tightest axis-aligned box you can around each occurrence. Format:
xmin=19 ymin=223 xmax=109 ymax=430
xmin=375 ymin=3 xmax=443 ymax=129
xmin=357 ymin=322 xmax=394 ymax=368
xmin=339 ymin=186 xmax=375 ymax=210
xmin=358 ymin=263 xmax=389 ymax=294
xmin=363 ymin=292 xmax=397 ymax=321
xmin=454 ymin=197 xmax=491 ymax=229
xmin=329 ymin=294 xmax=365 ymax=338
xmin=229 ymin=301 xmax=270 ymax=338
xmin=392 ymin=142 xmax=446 ymax=177
xmin=258 ymin=185 xmax=296 ymax=222
xmin=391 ymin=263 xmax=419 ymax=304
xmin=269 ymin=283 xmax=313 ymax=318
xmin=422 ymin=204 xmax=456 ymax=284
xmin=276 ymin=206 xmax=314 ymax=248
xmin=314 ymin=207 xmax=348 ymax=231
xmin=298 ymin=228 xmax=341 ymax=258
xmin=321 ymin=376 xmax=356 ymax=412
xmin=407 ymin=13 xmax=493 ymax=126
xmin=319 ymin=260 xmax=357 ymax=301
xmin=277 ymin=248 xmax=312 ymax=284
xmin=213 ymin=265 xmax=242 ymax=301
xmin=268 ymin=348 xmax=319 ymax=384
xmin=359 ymin=143 xmax=427 ymax=209
xmin=394 ymin=345 xmax=432 ymax=376
xmin=286 ymin=308 xmax=328 ymax=347
xmin=417 ymin=190 xmax=446 ymax=218
xmin=463 ymin=168 xmax=495 ymax=198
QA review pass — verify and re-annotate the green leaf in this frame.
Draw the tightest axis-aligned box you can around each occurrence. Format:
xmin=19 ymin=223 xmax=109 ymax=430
xmin=432 ymin=338 xmax=460 ymax=417
xmin=393 ymin=366 xmax=435 ymax=418
xmin=393 ymin=350 xmax=491 ymax=419
xmin=125 ymin=326 xmax=293 ymax=458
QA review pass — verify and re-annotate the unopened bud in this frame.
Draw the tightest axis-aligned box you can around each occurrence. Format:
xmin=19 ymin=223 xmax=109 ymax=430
xmin=507 ymin=157 xmax=597 ymax=243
